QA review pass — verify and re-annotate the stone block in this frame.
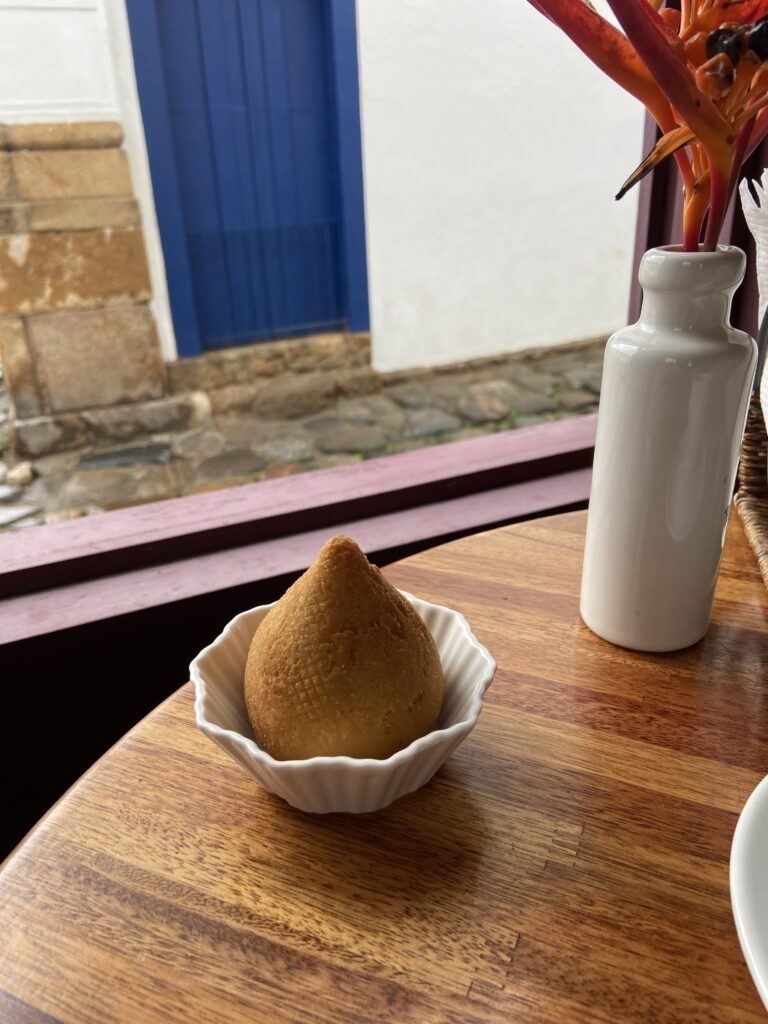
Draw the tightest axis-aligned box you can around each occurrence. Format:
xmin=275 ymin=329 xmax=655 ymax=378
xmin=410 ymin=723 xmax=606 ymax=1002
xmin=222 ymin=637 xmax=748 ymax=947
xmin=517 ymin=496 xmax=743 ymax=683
xmin=0 ymin=482 xmax=22 ymax=502
xmin=5 ymin=460 xmax=33 ymax=486
xmin=285 ymin=333 xmax=372 ymax=373
xmin=535 ymin=350 xmax=592 ymax=375
xmin=208 ymin=383 xmax=265 ymax=415
xmin=316 ymin=425 xmax=387 ymax=456
xmin=196 ymin=449 xmax=265 ymax=480
xmin=513 ymin=393 xmax=558 ymax=416
xmin=27 ymin=306 xmax=164 ymax=412
xmin=261 ymin=462 xmax=304 ymax=479
xmin=347 ymin=332 xmax=371 ymax=365
xmin=255 ymin=436 xmax=314 ymax=463
xmin=336 ymin=395 xmax=403 ymax=425
xmin=283 ymin=333 xmax=348 ymax=372
xmin=558 ymin=389 xmax=596 ymax=411
xmin=0 ymin=504 xmax=40 ymax=527
xmin=214 ymin=417 xmax=291 ymax=448
xmin=172 ymin=428 xmax=227 ymax=461
xmin=168 ymin=345 xmax=285 ymax=393
xmin=0 ymin=204 xmax=28 ymax=233
xmin=336 ymin=369 xmax=381 ymax=397
xmin=458 ymin=381 xmax=520 ymax=424
xmin=420 ymin=378 xmax=464 ymax=414
xmin=337 ymin=395 xmax=409 ymax=440
xmin=6 ymin=122 xmax=123 ymax=151
xmin=304 ymin=415 xmax=346 ymax=433
xmin=14 ymin=413 xmax=89 ymax=457
xmin=78 ymin=443 xmax=172 ymax=469
xmin=0 ymin=318 xmax=42 ymax=417
xmin=57 ymin=464 xmax=180 ymax=511
xmin=28 ymin=450 xmax=80 ymax=478
xmin=386 ymin=383 xmax=429 ymax=409
xmin=403 ymin=408 xmax=461 ymax=439
xmin=458 ymin=390 xmax=508 ymax=424
xmin=0 ymin=153 xmax=13 ymax=200
xmin=252 ymin=374 xmax=336 ymax=419
xmin=505 ymin=367 xmax=557 ymax=393
xmin=0 ymin=228 xmax=150 ymax=315
xmin=82 ymin=393 xmax=210 ymax=444
xmin=476 ymin=379 xmax=522 ymax=404
xmin=575 ymin=371 xmax=602 ymax=396
xmin=12 ymin=149 xmax=132 ymax=200
xmin=167 ymin=333 xmax=370 ymax=394
xmin=27 ymin=198 xmax=140 ymax=232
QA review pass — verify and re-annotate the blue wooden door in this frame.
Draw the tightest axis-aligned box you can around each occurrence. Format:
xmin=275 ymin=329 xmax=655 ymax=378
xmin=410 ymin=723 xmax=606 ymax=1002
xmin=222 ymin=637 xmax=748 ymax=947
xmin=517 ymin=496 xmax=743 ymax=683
xmin=127 ymin=0 xmax=368 ymax=356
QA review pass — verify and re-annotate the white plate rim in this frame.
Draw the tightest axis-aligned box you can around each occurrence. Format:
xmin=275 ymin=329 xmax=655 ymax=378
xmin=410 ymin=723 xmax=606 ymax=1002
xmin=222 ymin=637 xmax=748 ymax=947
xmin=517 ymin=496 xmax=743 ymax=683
xmin=730 ymin=773 xmax=768 ymax=1011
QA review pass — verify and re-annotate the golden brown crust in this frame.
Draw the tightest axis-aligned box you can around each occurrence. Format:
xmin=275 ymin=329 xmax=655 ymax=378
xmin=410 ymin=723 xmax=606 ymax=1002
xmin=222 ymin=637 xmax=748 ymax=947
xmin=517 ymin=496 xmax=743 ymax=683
xmin=244 ymin=535 xmax=444 ymax=759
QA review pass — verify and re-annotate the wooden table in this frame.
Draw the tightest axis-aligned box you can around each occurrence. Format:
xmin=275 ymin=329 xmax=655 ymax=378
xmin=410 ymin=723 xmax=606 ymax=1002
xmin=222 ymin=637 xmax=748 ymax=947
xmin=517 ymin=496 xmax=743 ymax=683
xmin=2 ymin=511 xmax=767 ymax=1023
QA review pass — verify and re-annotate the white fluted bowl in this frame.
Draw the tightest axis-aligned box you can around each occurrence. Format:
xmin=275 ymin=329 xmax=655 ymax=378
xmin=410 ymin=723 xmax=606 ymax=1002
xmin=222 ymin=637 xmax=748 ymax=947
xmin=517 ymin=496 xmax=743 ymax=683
xmin=190 ymin=591 xmax=495 ymax=813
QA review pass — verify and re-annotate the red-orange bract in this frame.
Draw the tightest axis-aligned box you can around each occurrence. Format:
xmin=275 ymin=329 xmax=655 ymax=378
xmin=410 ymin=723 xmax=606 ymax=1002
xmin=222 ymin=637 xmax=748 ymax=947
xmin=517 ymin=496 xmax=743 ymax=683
xmin=529 ymin=0 xmax=768 ymax=250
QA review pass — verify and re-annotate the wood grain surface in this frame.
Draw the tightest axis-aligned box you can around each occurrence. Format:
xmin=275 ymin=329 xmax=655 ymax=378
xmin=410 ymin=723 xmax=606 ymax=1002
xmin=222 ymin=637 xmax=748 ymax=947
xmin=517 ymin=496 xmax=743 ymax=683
xmin=2 ymin=511 xmax=767 ymax=1023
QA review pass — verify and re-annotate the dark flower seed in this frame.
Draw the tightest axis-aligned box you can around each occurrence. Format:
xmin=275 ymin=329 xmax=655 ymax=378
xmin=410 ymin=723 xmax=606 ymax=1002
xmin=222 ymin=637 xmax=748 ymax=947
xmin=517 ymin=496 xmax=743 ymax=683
xmin=706 ymin=27 xmax=745 ymax=64
xmin=748 ymin=20 xmax=768 ymax=60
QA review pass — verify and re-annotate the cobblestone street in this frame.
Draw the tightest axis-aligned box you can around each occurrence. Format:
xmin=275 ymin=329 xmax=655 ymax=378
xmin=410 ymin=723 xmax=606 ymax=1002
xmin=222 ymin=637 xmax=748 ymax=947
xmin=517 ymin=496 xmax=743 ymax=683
xmin=0 ymin=338 xmax=604 ymax=531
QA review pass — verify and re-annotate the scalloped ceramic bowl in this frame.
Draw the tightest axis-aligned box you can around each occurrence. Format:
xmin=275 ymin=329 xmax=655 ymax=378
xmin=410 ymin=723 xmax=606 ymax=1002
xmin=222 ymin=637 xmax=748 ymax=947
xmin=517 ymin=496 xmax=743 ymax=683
xmin=191 ymin=591 xmax=495 ymax=813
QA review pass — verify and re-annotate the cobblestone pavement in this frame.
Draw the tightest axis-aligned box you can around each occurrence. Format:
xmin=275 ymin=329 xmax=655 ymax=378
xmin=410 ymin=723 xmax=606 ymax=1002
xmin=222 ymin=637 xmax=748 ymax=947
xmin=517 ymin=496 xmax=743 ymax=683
xmin=0 ymin=339 xmax=604 ymax=532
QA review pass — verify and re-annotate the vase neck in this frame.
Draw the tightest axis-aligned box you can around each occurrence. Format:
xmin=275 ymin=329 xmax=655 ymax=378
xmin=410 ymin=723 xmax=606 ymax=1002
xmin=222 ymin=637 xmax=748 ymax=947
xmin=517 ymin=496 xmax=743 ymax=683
xmin=637 ymin=245 xmax=745 ymax=336
xmin=639 ymin=289 xmax=734 ymax=334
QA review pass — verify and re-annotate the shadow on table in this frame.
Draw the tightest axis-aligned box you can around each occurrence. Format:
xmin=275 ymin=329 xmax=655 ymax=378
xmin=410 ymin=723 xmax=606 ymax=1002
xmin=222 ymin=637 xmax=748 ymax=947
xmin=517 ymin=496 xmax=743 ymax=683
xmin=251 ymin=764 xmax=489 ymax=920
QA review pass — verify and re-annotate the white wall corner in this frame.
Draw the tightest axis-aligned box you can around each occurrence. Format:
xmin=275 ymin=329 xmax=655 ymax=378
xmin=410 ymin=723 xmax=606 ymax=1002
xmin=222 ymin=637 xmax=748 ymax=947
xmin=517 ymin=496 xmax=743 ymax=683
xmin=0 ymin=0 xmax=118 ymax=122
xmin=103 ymin=0 xmax=178 ymax=363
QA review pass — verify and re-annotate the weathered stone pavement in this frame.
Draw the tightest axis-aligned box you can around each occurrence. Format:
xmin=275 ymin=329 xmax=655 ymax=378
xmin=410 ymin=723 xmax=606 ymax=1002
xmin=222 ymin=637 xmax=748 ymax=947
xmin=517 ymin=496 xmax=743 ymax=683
xmin=0 ymin=339 xmax=604 ymax=531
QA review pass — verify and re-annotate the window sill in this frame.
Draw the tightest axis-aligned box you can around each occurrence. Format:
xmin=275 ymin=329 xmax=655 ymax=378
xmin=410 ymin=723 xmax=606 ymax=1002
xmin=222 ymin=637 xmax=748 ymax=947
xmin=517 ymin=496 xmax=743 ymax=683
xmin=0 ymin=415 xmax=596 ymax=643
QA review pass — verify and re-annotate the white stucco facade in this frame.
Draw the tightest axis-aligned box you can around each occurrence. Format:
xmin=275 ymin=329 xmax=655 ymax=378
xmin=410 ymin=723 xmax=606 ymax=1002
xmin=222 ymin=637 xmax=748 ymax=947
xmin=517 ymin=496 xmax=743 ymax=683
xmin=0 ymin=0 xmax=117 ymax=123
xmin=0 ymin=0 xmax=645 ymax=372
xmin=356 ymin=0 xmax=645 ymax=372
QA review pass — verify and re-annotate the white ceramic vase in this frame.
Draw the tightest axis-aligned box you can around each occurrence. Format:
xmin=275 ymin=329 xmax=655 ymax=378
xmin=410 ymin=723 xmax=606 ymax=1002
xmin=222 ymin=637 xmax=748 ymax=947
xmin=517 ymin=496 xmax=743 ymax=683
xmin=581 ymin=245 xmax=757 ymax=652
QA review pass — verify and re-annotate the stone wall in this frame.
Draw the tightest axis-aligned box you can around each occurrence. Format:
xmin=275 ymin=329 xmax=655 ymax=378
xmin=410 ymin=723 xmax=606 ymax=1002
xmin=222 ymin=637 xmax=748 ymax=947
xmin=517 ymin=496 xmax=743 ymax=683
xmin=0 ymin=121 xmax=207 ymax=458
xmin=167 ymin=333 xmax=376 ymax=416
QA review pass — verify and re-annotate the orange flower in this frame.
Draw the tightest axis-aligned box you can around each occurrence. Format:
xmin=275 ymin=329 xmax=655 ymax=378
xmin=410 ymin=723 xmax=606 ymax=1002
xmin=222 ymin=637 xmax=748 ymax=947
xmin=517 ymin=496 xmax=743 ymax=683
xmin=529 ymin=0 xmax=768 ymax=250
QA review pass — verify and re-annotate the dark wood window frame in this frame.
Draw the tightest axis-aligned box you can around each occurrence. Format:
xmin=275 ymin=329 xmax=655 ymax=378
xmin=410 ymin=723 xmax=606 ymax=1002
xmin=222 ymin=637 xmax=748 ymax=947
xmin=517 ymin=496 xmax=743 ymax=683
xmin=0 ymin=416 xmax=597 ymax=644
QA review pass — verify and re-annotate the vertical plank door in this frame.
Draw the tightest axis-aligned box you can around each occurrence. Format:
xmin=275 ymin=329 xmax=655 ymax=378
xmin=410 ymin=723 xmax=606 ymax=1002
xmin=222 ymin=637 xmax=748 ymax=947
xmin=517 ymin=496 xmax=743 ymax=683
xmin=128 ymin=0 xmax=368 ymax=355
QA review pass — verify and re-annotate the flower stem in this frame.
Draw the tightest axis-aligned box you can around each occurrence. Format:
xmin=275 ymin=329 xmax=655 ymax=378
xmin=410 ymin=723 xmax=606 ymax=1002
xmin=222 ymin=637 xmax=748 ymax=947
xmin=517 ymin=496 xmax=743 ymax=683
xmin=729 ymin=118 xmax=754 ymax=199
xmin=683 ymin=179 xmax=710 ymax=250
xmin=703 ymin=165 xmax=729 ymax=251
xmin=680 ymin=0 xmax=691 ymax=33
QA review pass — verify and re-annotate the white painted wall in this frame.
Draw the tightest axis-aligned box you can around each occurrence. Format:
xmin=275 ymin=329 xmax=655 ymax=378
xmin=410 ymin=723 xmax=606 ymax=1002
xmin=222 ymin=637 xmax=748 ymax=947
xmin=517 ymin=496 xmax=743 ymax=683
xmin=357 ymin=0 xmax=646 ymax=372
xmin=0 ymin=0 xmax=645 ymax=373
xmin=0 ymin=0 xmax=177 ymax=360
xmin=102 ymin=0 xmax=176 ymax=362
xmin=0 ymin=0 xmax=117 ymax=123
